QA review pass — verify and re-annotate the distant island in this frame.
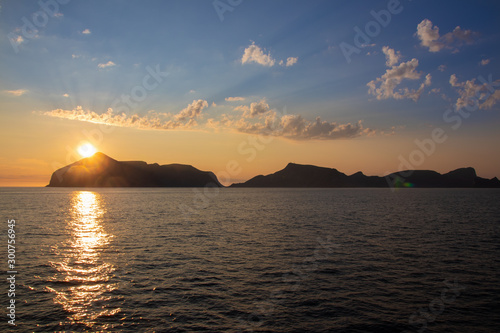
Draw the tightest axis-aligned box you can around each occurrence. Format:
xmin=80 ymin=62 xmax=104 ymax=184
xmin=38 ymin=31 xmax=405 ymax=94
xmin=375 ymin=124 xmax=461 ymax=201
xmin=231 ymin=163 xmax=500 ymax=188
xmin=47 ymin=152 xmax=222 ymax=187
xmin=47 ymin=153 xmax=500 ymax=188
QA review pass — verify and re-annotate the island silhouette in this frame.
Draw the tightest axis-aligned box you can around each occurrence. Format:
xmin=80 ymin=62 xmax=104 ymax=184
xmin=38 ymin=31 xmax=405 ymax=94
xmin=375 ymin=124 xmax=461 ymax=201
xmin=231 ymin=163 xmax=500 ymax=188
xmin=47 ymin=152 xmax=222 ymax=187
xmin=47 ymin=153 xmax=500 ymax=188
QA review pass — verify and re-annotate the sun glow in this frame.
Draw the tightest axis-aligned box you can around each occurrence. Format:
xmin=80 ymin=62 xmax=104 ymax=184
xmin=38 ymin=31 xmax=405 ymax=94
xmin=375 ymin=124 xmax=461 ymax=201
xmin=47 ymin=191 xmax=119 ymax=328
xmin=77 ymin=143 xmax=97 ymax=158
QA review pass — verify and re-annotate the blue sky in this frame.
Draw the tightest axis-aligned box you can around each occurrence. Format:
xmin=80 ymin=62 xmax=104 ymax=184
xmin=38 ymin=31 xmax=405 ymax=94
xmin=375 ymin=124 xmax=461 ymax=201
xmin=1 ymin=0 xmax=500 ymax=185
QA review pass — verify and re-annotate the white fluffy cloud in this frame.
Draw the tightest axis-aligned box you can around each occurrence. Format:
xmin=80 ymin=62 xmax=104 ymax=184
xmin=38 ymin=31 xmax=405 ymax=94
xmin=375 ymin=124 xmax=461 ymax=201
xmin=82 ymin=29 xmax=91 ymax=35
xmin=9 ymin=35 xmax=24 ymax=47
xmin=241 ymin=43 xmax=275 ymax=67
xmin=241 ymin=42 xmax=297 ymax=68
xmin=449 ymin=74 xmax=500 ymax=110
xmin=367 ymin=58 xmax=431 ymax=102
xmin=480 ymin=59 xmax=490 ymax=66
xmin=382 ymin=46 xmax=401 ymax=67
xmin=285 ymin=57 xmax=298 ymax=67
xmin=416 ymin=19 xmax=475 ymax=53
xmin=97 ymin=61 xmax=116 ymax=69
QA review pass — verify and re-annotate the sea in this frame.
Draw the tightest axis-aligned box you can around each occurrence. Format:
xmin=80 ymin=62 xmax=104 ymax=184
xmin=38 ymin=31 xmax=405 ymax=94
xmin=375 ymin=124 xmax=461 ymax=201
xmin=1 ymin=187 xmax=499 ymax=332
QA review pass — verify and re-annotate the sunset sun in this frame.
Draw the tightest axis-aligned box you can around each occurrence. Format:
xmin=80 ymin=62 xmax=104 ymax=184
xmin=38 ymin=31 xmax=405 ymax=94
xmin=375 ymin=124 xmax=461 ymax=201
xmin=77 ymin=143 xmax=97 ymax=158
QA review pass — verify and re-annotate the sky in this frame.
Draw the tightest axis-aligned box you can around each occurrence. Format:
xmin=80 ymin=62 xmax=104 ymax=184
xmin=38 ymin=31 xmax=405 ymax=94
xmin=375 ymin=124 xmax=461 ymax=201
xmin=1 ymin=0 xmax=500 ymax=186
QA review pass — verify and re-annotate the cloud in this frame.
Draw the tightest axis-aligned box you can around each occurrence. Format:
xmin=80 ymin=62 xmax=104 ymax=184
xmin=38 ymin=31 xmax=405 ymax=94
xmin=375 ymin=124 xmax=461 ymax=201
xmin=173 ymin=99 xmax=208 ymax=121
xmin=449 ymin=74 xmax=500 ymax=110
xmin=367 ymin=58 xmax=431 ymax=102
xmin=416 ymin=19 xmax=476 ymax=53
xmin=225 ymin=96 xmax=245 ymax=102
xmin=481 ymin=90 xmax=500 ymax=109
xmin=98 ymin=61 xmax=116 ymax=69
xmin=438 ymin=64 xmax=446 ymax=72
xmin=234 ymin=99 xmax=271 ymax=118
xmin=4 ymin=89 xmax=27 ymax=96
xmin=229 ymin=113 xmax=372 ymax=140
xmin=41 ymin=101 xmax=210 ymax=131
xmin=382 ymin=46 xmax=401 ymax=67
xmin=241 ymin=42 xmax=275 ymax=67
xmin=241 ymin=42 xmax=298 ymax=68
xmin=278 ymin=115 xmax=371 ymax=140
xmin=285 ymin=57 xmax=298 ymax=67
xmin=40 ymin=100 xmax=373 ymax=141
xmin=71 ymin=54 xmax=80 ymax=59
xmin=480 ymin=59 xmax=490 ymax=66
xmin=449 ymin=74 xmax=460 ymax=87
xmin=9 ymin=35 xmax=24 ymax=47
xmin=226 ymin=100 xmax=373 ymax=140
xmin=82 ymin=29 xmax=91 ymax=35
xmin=62 ymin=93 xmax=69 ymax=97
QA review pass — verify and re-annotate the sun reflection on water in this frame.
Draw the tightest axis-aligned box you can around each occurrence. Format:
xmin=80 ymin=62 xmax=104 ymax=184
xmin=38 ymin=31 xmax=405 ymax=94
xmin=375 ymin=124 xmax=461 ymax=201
xmin=47 ymin=191 xmax=120 ymax=328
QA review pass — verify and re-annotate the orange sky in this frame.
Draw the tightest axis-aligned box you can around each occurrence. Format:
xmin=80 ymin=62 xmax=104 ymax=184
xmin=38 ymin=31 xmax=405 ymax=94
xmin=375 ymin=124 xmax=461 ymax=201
xmin=1 ymin=113 xmax=499 ymax=187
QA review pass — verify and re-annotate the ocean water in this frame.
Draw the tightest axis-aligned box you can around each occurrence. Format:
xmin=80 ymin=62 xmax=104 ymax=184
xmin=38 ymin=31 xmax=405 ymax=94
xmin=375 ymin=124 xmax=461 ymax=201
xmin=1 ymin=187 xmax=499 ymax=332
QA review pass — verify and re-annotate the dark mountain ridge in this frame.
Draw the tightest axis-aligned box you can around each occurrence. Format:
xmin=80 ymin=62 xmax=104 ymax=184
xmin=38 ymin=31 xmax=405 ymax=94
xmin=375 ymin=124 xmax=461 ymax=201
xmin=47 ymin=152 xmax=222 ymax=187
xmin=47 ymin=155 xmax=499 ymax=188
xmin=230 ymin=163 xmax=500 ymax=188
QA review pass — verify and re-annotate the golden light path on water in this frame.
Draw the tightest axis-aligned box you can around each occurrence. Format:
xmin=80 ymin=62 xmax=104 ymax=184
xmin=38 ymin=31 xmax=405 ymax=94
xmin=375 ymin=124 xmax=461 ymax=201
xmin=47 ymin=191 xmax=120 ymax=329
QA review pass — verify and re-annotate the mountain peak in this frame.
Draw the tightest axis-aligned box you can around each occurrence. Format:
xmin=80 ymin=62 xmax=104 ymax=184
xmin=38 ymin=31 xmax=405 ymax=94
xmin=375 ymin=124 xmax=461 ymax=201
xmin=91 ymin=151 xmax=110 ymax=158
xmin=445 ymin=167 xmax=477 ymax=178
xmin=85 ymin=151 xmax=115 ymax=161
xmin=285 ymin=162 xmax=302 ymax=168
